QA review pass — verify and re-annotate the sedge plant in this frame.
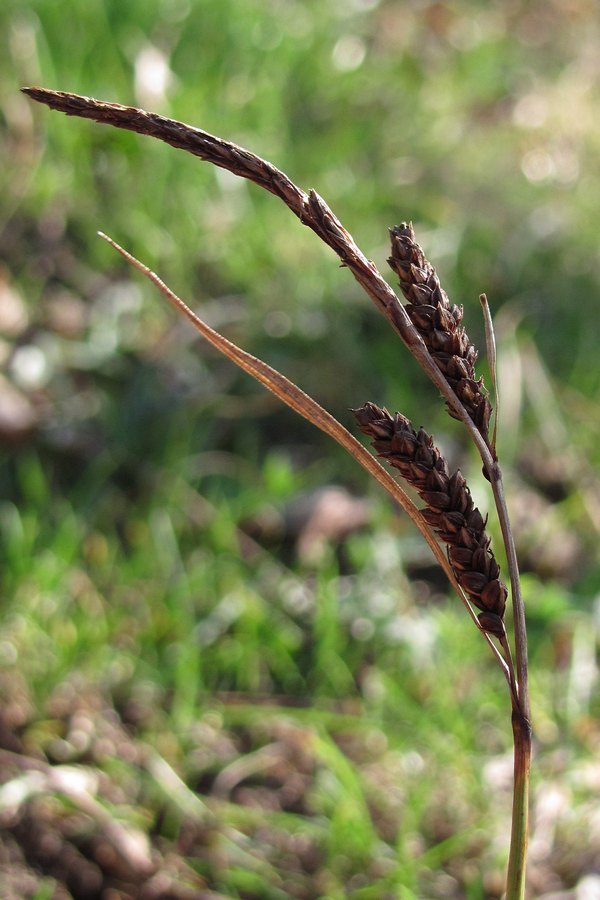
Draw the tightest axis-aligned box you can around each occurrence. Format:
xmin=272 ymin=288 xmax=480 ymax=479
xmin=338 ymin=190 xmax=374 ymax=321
xmin=23 ymin=86 xmax=532 ymax=898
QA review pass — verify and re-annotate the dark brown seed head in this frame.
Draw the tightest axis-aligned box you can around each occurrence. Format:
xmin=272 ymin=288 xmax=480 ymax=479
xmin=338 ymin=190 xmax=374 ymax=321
xmin=388 ymin=223 xmax=493 ymax=451
xmin=353 ymin=402 xmax=507 ymax=634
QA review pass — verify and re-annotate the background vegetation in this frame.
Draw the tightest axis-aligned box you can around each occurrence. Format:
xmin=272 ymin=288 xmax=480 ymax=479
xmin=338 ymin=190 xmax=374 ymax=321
xmin=1 ymin=0 xmax=599 ymax=896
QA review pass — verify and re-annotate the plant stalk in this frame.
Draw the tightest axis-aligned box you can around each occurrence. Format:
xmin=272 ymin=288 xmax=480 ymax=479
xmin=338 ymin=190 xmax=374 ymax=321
xmin=506 ymin=709 xmax=532 ymax=899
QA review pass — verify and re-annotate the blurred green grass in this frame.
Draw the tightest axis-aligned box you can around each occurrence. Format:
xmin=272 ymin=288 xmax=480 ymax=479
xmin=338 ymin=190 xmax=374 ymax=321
xmin=1 ymin=0 xmax=600 ymax=897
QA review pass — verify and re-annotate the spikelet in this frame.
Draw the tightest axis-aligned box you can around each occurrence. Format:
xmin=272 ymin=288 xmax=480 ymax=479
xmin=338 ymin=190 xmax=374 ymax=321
xmin=388 ymin=224 xmax=493 ymax=451
xmin=353 ymin=402 xmax=507 ymax=636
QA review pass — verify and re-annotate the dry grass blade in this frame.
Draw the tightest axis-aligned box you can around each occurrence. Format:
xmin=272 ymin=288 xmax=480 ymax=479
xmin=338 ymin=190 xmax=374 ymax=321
xmin=98 ymin=231 xmax=511 ymax=680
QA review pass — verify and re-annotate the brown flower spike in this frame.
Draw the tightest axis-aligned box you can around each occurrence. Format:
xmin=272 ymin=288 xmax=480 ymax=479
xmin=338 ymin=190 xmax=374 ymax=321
xmin=388 ymin=224 xmax=493 ymax=451
xmin=353 ymin=402 xmax=507 ymax=637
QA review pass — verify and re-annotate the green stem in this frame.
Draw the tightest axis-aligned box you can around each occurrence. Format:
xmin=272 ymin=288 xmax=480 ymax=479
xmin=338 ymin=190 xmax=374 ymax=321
xmin=506 ymin=709 xmax=532 ymax=899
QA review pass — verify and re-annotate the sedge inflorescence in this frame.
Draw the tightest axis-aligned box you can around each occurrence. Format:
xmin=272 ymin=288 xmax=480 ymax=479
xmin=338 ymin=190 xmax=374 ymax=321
xmin=388 ymin=223 xmax=493 ymax=450
xmin=353 ymin=402 xmax=507 ymax=637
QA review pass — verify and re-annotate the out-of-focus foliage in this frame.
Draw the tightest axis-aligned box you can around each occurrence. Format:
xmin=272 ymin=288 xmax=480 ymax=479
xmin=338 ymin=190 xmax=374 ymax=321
xmin=1 ymin=1 xmax=599 ymax=897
